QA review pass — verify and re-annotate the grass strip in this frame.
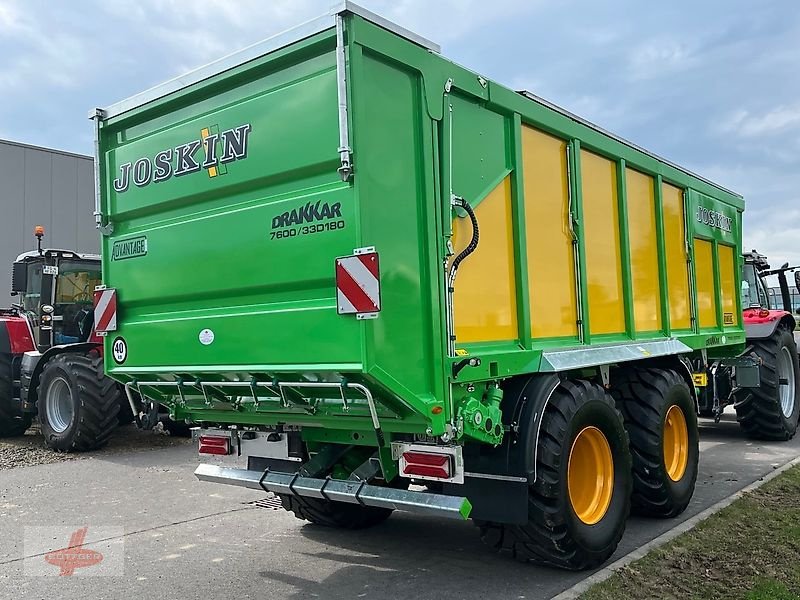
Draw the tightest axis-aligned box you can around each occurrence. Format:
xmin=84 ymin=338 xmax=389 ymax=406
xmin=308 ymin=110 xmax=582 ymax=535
xmin=582 ymin=465 xmax=800 ymax=600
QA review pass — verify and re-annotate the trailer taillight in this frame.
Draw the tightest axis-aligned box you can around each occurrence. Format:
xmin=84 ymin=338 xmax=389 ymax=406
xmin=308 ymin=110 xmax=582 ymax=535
xmin=400 ymin=451 xmax=452 ymax=480
xmin=198 ymin=435 xmax=231 ymax=456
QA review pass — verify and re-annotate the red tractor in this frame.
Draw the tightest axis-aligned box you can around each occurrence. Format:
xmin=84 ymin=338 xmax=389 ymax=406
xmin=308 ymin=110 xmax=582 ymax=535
xmin=698 ymin=250 xmax=800 ymax=440
xmin=0 ymin=227 xmax=122 ymax=450
xmin=1 ymin=227 xmax=191 ymax=450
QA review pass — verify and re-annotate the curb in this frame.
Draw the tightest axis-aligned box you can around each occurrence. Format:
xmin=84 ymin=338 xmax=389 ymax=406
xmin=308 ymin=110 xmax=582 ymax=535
xmin=552 ymin=454 xmax=800 ymax=600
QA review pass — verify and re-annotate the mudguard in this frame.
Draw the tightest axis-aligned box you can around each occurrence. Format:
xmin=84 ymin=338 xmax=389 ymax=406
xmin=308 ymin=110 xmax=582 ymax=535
xmin=443 ymin=374 xmax=559 ymax=525
xmin=743 ymin=309 xmax=796 ymax=340
xmin=0 ymin=315 xmax=36 ymax=355
xmin=21 ymin=342 xmax=102 ymax=408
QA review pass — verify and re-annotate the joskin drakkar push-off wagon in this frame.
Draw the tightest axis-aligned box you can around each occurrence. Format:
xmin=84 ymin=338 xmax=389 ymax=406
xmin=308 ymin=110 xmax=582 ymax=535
xmin=91 ymin=3 xmax=798 ymax=569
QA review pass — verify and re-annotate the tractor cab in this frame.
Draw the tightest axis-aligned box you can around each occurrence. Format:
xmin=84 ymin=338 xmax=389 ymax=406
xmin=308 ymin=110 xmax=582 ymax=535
xmin=10 ymin=228 xmax=101 ymax=351
xmin=741 ymin=250 xmax=799 ymax=318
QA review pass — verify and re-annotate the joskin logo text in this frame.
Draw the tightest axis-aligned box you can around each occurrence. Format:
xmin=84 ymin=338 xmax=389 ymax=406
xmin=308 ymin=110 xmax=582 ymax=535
xmin=696 ymin=206 xmax=732 ymax=233
xmin=112 ymin=123 xmax=252 ymax=194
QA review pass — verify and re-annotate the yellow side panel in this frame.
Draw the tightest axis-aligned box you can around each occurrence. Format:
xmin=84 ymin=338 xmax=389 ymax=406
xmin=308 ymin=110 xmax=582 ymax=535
xmin=626 ymin=168 xmax=662 ymax=332
xmin=452 ymin=176 xmax=517 ymax=342
xmin=718 ymin=244 xmax=739 ymax=327
xmin=662 ymin=183 xmax=692 ymax=329
xmin=695 ymin=239 xmax=718 ymax=328
xmin=522 ymin=127 xmax=578 ymax=339
xmin=581 ymin=150 xmax=625 ymax=336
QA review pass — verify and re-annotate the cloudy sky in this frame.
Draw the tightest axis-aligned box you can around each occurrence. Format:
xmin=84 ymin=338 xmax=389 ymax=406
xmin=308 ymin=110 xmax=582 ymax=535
xmin=1 ymin=0 xmax=799 ymax=263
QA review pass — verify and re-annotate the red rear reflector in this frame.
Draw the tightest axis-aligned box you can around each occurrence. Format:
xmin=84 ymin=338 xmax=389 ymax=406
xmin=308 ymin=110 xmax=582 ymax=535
xmin=198 ymin=435 xmax=230 ymax=456
xmin=93 ymin=288 xmax=118 ymax=334
xmin=335 ymin=252 xmax=381 ymax=315
xmin=402 ymin=451 xmax=451 ymax=479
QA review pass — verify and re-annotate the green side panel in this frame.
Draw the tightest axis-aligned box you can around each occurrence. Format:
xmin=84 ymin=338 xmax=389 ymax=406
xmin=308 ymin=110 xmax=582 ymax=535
xmin=449 ymin=94 xmax=509 ymax=208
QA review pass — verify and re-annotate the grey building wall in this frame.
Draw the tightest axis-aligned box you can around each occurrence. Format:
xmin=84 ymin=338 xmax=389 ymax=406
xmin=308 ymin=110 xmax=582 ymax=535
xmin=0 ymin=139 xmax=97 ymax=298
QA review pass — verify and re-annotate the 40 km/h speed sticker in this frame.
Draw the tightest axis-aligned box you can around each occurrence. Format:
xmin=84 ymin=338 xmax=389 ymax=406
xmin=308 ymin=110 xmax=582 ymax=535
xmin=111 ymin=337 xmax=128 ymax=364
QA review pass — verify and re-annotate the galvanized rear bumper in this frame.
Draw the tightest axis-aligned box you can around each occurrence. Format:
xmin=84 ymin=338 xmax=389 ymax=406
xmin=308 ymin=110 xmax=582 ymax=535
xmin=195 ymin=464 xmax=472 ymax=520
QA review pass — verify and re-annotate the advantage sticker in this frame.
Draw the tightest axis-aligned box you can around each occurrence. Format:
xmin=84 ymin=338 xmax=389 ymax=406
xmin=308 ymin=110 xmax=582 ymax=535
xmin=111 ymin=236 xmax=148 ymax=261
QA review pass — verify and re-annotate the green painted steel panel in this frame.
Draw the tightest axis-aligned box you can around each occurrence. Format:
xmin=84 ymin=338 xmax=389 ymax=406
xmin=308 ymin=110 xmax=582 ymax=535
xmin=448 ymin=94 xmax=510 ymax=210
xmin=96 ymin=11 xmax=746 ymax=442
xmin=102 ymin=37 xmax=364 ymax=374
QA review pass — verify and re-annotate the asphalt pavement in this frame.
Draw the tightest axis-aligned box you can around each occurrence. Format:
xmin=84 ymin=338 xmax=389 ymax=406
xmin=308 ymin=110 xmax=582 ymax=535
xmin=1 ymin=410 xmax=799 ymax=600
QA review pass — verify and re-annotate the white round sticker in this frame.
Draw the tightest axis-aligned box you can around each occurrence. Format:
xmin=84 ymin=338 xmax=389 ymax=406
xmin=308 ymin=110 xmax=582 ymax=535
xmin=199 ymin=329 xmax=215 ymax=345
xmin=112 ymin=337 xmax=127 ymax=364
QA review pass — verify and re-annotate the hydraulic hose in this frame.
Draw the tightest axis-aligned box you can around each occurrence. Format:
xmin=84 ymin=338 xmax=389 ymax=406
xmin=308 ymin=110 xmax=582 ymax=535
xmin=447 ymin=196 xmax=479 ymax=359
xmin=449 ymin=196 xmax=480 ymax=276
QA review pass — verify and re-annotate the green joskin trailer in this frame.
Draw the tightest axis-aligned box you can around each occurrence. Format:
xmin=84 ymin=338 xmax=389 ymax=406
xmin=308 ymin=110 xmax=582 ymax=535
xmin=91 ymin=2 xmax=799 ymax=569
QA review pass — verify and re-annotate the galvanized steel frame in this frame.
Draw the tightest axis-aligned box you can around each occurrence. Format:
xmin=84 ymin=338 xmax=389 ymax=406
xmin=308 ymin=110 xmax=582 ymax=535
xmin=194 ymin=464 xmax=471 ymax=519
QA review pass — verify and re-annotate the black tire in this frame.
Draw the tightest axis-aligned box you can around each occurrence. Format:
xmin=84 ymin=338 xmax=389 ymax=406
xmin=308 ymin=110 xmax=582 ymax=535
xmin=278 ymin=494 xmax=393 ymax=530
xmin=117 ymin=389 xmax=135 ymax=426
xmin=162 ymin=415 xmax=192 ymax=437
xmin=0 ymin=352 xmax=31 ymax=437
xmin=478 ymin=379 xmax=631 ymax=570
xmin=698 ymin=408 xmax=714 ymax=418
xmin=38 ymin=352 xmax=120 ymax=452
xmin=734 ymin=327 xmax=800 ymax=441
xmin=612 ymin=368 xmax=699 ymax=518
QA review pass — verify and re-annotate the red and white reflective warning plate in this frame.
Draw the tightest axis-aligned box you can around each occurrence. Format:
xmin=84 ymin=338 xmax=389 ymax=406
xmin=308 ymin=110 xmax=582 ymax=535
xmin=93 ymin=287 xmax=118 ymax=336
xmin=336 ymin=249 xmax=381 ymax=318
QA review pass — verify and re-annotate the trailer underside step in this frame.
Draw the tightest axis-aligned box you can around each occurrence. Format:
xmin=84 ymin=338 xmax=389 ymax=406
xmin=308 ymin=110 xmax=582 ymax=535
xmin=195 ymin=464 xmax=472 ymax=520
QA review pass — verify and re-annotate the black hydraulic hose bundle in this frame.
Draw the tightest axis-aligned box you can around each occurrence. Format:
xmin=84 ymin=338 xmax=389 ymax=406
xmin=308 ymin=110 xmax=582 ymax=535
xmin=447 ymin=196 xmax=479 ymax=360
xmin=450 ymin=196 xmax=480 ymax=273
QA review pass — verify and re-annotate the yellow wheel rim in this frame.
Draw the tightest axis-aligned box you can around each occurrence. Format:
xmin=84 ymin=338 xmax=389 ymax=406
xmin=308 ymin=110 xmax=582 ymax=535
xmin=664 ymin=405 xmax=689 ymax=482
xmin=567 ymin=426 xmax=614 ymax=525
